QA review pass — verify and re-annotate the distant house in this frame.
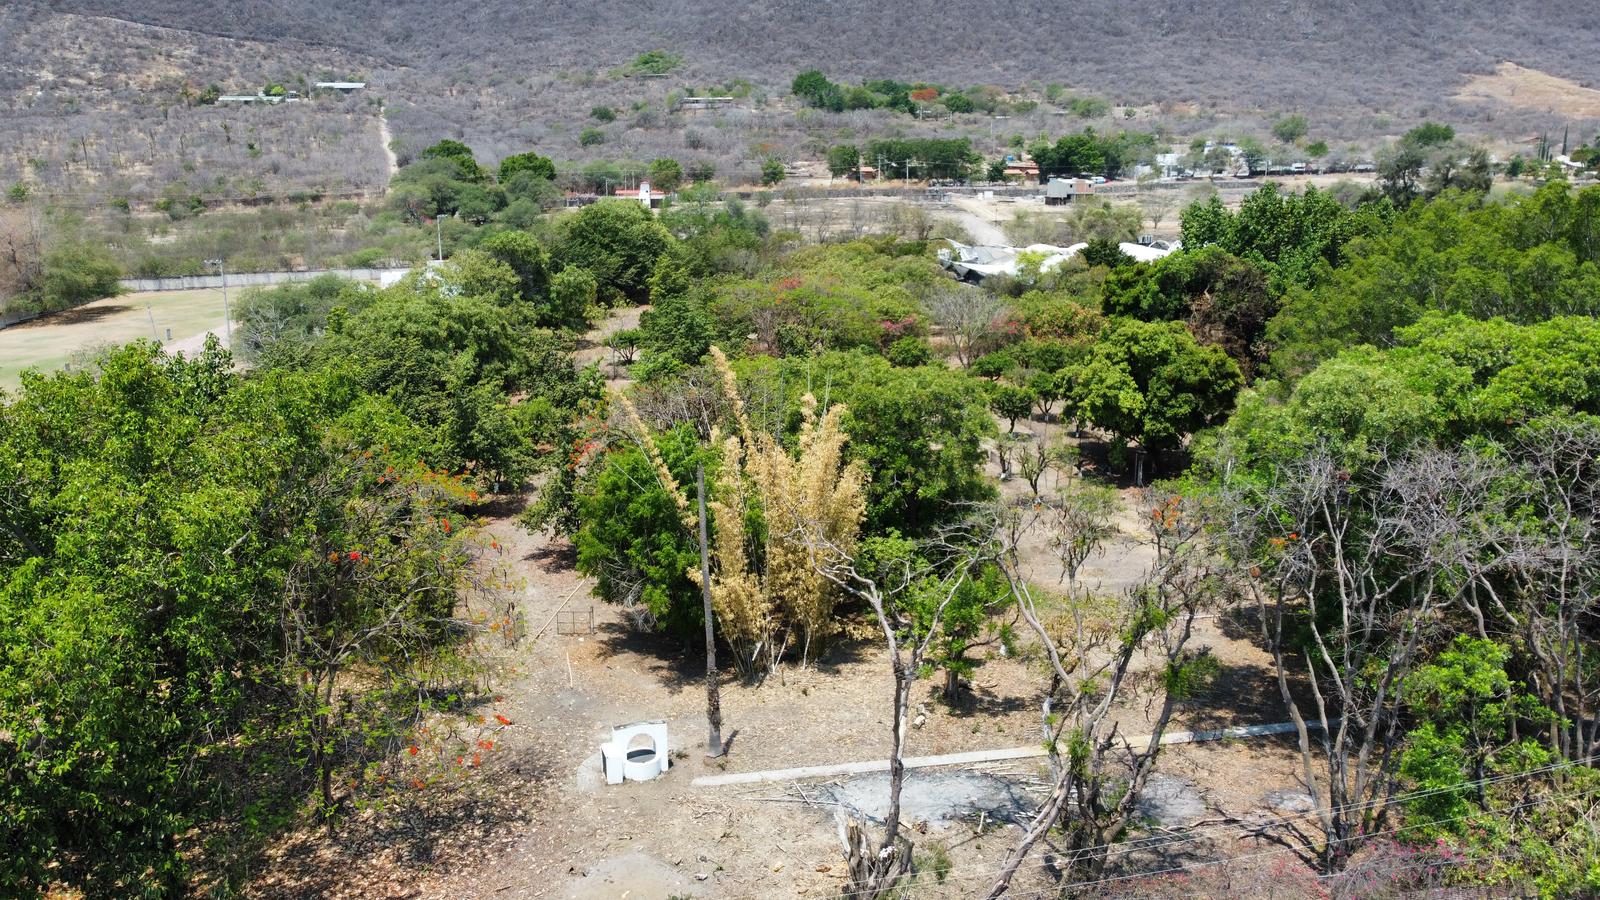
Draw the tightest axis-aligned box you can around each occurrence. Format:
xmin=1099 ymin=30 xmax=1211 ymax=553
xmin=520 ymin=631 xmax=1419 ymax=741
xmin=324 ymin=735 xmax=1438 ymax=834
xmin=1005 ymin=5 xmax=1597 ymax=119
xmin=674 ymin=96 xmax=733 ymax=111
xmin=218 ymin=91 xmax=300 ymax=105
xmin=845 ymin=165 xmax=880 ymax=182
xmin=1155 ymin=152 xmax=1187 ymax=178
xmin=316 ymin=82 xmax=367 ymax=93
xmin=1044 ymin=178 xmax=1094 ymax=205
xmin=612 ymin=184 xmax=668 ymax=209
xmin=1002 ymin=159 xmax=1039 ymax=181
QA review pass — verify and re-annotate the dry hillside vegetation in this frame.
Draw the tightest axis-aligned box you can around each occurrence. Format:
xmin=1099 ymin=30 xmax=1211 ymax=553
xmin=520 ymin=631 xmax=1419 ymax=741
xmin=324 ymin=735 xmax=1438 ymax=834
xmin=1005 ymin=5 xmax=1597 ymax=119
xmin=4 ymin=1 xmax=1599 ymax=198
xmin=0 ymin=8 xmax=388 ymax=200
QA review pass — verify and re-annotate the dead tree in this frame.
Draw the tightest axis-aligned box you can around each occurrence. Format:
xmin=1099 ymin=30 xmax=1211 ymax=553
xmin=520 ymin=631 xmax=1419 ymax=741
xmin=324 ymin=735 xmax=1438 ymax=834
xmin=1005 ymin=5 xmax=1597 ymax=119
xmin=1214 ymin=446 xmax=1507 ymax=871
xmin=984 ymin=488 xmax=1218 ymax=897
xmin=1491 ymin=420 xmax=1600 ymax=765
xmin=1048 ymin=480 xmax=1119 ymax=586
xmin=923 ymin=281 xmax=1005 ymax=369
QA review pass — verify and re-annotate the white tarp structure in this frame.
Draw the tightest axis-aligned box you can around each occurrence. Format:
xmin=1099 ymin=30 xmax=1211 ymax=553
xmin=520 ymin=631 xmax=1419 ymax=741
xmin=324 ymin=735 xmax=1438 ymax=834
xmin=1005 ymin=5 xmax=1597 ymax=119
xmin=938 ymin=240 xmax=1177 ymax=281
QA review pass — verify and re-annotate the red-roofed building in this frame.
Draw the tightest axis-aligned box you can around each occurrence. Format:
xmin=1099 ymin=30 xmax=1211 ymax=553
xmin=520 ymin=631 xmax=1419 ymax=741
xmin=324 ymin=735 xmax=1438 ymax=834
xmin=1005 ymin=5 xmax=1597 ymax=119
xmin=1002 ymin=159 xmax=1039 ymax=181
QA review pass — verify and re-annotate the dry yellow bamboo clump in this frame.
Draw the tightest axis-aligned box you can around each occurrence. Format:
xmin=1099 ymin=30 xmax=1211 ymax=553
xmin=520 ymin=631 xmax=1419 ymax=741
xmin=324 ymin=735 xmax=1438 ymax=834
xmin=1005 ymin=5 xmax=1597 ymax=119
xmin=618 ymin=346 xmax=865 ymax=672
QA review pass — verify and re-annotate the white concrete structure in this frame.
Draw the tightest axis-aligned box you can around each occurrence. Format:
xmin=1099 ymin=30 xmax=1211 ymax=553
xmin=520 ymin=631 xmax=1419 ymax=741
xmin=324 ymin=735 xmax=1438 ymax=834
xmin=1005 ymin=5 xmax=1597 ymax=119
xmin=600 ymin=720 xmax=670 ymax=785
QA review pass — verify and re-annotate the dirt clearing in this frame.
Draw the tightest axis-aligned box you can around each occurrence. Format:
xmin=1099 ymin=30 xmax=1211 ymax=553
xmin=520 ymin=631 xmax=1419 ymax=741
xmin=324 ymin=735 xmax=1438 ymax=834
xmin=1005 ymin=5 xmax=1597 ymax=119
xmin=1456 ymin=61 xmax=1600 ymax=118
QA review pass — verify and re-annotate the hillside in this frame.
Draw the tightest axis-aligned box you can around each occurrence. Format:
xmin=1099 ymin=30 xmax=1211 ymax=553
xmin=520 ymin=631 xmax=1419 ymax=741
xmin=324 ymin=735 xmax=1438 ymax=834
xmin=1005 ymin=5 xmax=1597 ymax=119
xmin=5 ymin=0 xmax=1599 ymax=197
xmin=43 ymin=0 xmax=1600 ymax=109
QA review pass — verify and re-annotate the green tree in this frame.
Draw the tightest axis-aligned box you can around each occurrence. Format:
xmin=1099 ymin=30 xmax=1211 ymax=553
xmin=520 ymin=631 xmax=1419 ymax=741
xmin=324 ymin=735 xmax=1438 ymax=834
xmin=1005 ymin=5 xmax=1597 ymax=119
xmin=738 ymin=351 xmax=996 ymax=534
xmin=1398 ymin=637 xmax=1553 ymax=835
xmin=647 ymin=157 xmax=685 ymax=192
xmin=497 ymin=151 xmax=556 ymax=183
xmin=1403 ymin=121 xmax=1456 ymax=148
xmin=421 ymin=138 xmax=487 ymax=183
xmin=574 ymin=424 xmax=713 ymax=636
xmin=761 ymin=157 xmax=786 ymax=186
xmin=1378 ymin=142 xmax=1427 ymax=205
xmin=554 ymin=199 xmax=673 ymax=305
xmin=1102 ymin=246 xmax=1277 ymax=376
xmin=942 ymin=92 xmax=975 ymax=114
xmin=1080 ymin=237 xmax=1133 ymax=269
xmin=0 ymin=341 xmax=495 ymax=894
xmin=827 ymin=144 xmax=862 ymax=178
xmin=792 ymin=69 xmax=843 ymax=110
xmin=236 ymin=274 xmax=373 ymax=368
xmin=311 ymin=278 xmax=601 ymax=484
xmin=547 ymin=266 xmax=598 ymax=329
xmin=441 ymin=248 xmax=522 ymax=306
xmin=36 ymin=243 xmax=121 ymax=312
xmin=479 ymin=229 xmax=552 ymax=309
xmin=622 ymin=49 xmax=682 ymax=76
xmin=1266 ymin=185 xmax=1600 ymax=376
xmin=885 ymin=335 xmax=935 ymax=367
xmin=1178 ymin=183 xmax=1384 ymax=292
xmin=1072 ymin=318 xmax=1242 ymax=458
xmin=990 ymin=382 xmax=1037 ymax=432
xmin=1271 ymin=114 xmax=1309 ymax=144
xmin=637 ymin=256 xmax=713 ymax=377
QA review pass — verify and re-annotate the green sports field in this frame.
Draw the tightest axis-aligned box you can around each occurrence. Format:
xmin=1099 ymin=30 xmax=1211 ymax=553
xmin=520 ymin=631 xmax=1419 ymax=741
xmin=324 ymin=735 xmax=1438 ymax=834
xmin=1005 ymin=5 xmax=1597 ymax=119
xmin=0 ymin=289 xmax=233 ymax=390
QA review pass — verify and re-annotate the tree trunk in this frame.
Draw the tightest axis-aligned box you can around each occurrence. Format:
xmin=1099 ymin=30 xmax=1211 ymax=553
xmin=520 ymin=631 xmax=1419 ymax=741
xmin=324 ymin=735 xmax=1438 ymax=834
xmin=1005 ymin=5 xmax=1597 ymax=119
xmin=696 ymin=465 xmax=724 ymax=757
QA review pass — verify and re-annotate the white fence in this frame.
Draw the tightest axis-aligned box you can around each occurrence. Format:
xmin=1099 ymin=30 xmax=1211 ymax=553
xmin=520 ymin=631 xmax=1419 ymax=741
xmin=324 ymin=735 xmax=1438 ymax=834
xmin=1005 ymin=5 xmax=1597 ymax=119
xmin=117 ymin=266 xmax=417 ymax=293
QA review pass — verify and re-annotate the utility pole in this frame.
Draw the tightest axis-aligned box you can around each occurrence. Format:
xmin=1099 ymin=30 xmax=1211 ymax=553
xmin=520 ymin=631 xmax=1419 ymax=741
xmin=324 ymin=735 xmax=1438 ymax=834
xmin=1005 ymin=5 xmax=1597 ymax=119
xmin=204 ymin=258 xmax=231 ymax=349
xmin=989 ymin=115 xmax=1010 ymax=151
xmin=435 ymin=217 xmax=443 ymax=261
xmin=696 ymin=465 xmax=725 ymax=758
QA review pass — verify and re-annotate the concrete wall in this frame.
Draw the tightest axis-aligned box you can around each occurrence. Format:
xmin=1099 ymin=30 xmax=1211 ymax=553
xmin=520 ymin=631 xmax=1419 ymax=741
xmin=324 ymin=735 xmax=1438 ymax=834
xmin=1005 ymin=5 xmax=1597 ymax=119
xmin=117 ymin=266 xmax=417 ymax=293
xmin=0 ymin=306 xmax=43 ymax=329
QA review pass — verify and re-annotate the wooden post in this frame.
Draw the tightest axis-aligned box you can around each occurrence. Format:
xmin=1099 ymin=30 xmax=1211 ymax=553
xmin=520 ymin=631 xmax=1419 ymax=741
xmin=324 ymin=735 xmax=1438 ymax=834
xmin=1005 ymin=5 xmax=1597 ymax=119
xmin=697 ymin=465 xmax=725 ymax=757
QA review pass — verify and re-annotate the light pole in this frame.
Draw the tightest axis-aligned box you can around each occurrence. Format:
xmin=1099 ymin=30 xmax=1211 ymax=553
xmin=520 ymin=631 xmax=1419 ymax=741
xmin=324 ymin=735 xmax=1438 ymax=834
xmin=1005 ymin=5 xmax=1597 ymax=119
xmin=989 ymin=115 xmax=1010 ymax=151
xmin=204 ymin=258 xmax=231 ymax=349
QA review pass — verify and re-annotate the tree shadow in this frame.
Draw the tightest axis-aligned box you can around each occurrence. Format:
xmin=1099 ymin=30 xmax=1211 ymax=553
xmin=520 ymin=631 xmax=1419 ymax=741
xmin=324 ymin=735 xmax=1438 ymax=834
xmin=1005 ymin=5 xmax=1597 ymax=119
xmin=13 ymin=302 xmax=129 ymax=328
xmin=1173 ymin=660 xmax=1286 ymax=734
xmin=592 ymin=620 xmax=702 ymax=694
xmin=474 ymin=491 xmax=528 ymax=518
xmin=524 ymin=539 xmax=576 ymax=574
xmin=1067 ymin=434 xmax=1193 ymax=490
xmin=243 ymin=748 xmax=547 ymax=898
xmin=1211 ymin=604 xmax=1323 ymax=713
xmin=590 ymin=620 xmax=877 ymax=695
xmin=934 ymin=680 xmax=1037 ymax=719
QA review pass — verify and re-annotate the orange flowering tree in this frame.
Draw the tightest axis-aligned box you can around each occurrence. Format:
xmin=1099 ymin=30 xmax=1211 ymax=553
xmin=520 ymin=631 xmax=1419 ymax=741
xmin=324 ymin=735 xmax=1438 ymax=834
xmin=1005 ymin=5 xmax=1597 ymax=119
xmin=0 ymin=340 xmax=512 ymax=894
xmin=277 ymin=450 xmax=509 ymax=820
